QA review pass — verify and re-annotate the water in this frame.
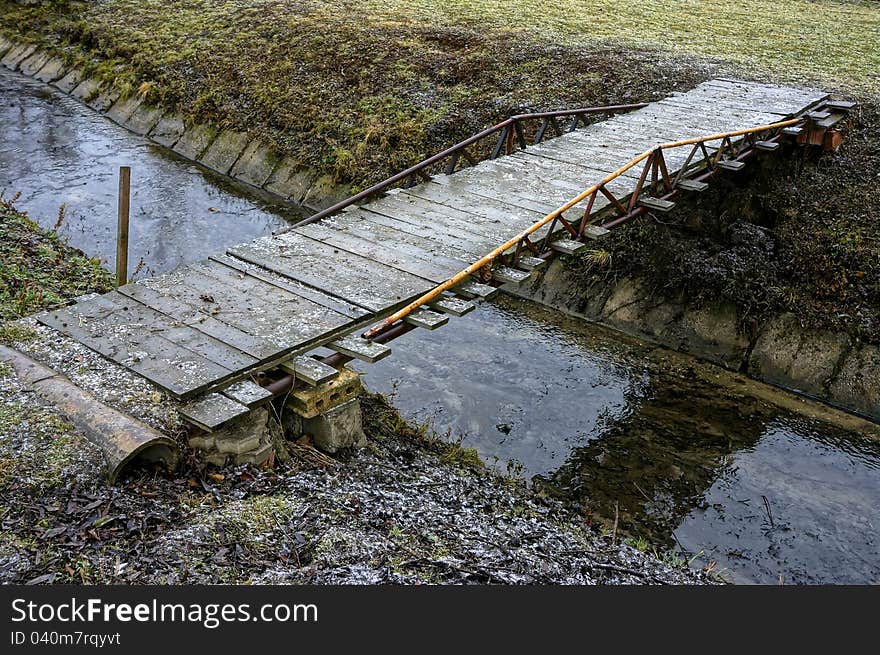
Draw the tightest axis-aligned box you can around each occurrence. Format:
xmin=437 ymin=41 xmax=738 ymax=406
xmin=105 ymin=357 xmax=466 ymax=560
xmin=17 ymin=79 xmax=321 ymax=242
xmin=3 ymin=68 xmax=878 ymax=584
xmin=0 ymin=69 xmax=293 ymax=276
xmin=356 ymin=299 xmax=880 ymax=584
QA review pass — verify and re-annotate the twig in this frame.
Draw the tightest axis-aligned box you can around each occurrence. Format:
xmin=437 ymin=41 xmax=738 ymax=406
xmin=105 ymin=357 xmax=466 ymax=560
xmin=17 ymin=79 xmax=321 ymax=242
xmin=612 ymin=501 xmax=619 ymax=544
xmin=761 ymin=495 xmax=775 ymax=527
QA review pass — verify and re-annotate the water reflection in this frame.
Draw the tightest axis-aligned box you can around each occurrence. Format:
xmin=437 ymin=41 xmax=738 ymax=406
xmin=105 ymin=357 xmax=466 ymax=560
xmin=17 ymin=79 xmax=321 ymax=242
xmin=0 ymin=69 xmax=294 ymax=274
xmin=360 ymin=297 xmax=880 ymax=584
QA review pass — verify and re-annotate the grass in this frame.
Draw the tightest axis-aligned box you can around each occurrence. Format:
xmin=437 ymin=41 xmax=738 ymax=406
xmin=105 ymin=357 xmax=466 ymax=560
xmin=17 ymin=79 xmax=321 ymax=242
xmin=0 ymin=197 xmax=113 ymax=326
xmin=369 ymin=0 xmax=880 ymax=95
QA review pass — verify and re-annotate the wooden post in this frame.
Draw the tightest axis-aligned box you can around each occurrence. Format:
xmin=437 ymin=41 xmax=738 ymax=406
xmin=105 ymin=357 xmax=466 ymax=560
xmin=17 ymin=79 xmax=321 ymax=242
xmin=116 ymin=166 xmax=130 ymax=287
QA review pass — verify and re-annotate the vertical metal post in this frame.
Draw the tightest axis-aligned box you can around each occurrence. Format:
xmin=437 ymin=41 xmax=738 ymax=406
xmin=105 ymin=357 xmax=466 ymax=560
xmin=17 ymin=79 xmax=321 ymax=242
xmin=116 ymin=166 xmax=131 ymax=288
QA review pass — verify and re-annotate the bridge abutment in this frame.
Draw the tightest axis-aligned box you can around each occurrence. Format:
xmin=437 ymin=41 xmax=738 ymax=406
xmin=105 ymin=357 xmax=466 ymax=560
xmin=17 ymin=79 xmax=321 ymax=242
xmin=189 ymin=366 xmax=367 ymax=467
xmin=283 ymin=367 xmax=366 ymax=454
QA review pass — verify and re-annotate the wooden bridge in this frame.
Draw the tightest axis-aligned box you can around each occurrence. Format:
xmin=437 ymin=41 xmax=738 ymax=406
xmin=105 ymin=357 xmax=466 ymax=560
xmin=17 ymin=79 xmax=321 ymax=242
xmin=36 ymin=79 xmax=851 ymax=432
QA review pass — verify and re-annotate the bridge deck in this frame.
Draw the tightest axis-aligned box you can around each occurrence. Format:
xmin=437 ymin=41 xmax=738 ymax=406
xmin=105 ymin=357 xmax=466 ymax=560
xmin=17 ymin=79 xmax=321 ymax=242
xmin=36 ymin=79 xmax=828 ymax=427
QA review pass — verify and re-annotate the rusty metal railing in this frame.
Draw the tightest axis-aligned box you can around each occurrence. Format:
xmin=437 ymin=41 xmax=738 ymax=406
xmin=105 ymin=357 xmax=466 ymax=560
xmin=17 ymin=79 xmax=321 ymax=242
xmin=274 ymin=103 xmax=648 ymax=234
xmin=362 ymin=116 xmax=808 ymax=339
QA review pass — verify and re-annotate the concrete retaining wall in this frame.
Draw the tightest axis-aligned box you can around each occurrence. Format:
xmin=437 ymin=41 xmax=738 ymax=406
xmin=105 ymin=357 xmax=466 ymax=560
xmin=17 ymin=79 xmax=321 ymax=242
xmin=510 ymin=258 xmax=880 ymax=422
xmin=0 ymin=35 xmax=351 ymax=213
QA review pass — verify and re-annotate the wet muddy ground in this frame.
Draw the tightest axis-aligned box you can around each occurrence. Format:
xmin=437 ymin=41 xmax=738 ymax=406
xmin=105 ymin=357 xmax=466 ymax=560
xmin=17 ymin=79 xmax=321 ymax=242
xmin=3 ymin=68 xmax=878 ymax=584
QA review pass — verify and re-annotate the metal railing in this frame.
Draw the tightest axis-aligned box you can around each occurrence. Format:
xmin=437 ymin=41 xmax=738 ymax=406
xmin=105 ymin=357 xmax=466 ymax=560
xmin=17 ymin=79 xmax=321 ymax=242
xmin=274 ymin=102 xmax=648 ymax=234
xmin=362 ymin=116 xmax=807 ymax=339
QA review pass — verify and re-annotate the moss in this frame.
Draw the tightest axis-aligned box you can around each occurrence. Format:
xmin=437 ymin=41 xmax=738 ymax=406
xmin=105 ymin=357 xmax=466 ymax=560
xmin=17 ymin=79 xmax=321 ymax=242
xmin=0 ymin=198 xmax=113 ymax=321
xmin=0 ymin=401 xmax=80 ymax=491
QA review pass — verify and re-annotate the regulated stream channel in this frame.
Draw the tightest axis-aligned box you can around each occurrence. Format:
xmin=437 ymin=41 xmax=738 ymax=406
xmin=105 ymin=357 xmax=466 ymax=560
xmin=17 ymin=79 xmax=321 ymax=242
xmin=2 ymin=68 xmax=878 ymax=584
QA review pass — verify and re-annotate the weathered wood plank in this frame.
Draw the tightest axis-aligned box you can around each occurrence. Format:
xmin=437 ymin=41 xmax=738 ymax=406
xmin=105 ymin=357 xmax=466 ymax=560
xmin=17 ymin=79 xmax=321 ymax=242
xmin=228 ymin=232 xmax=436 ymax=313
xmin=403 ymin=308 xmax=449 ymax=330
xmin=368 ymin=192 xmax=526 ymax=244
xmin=516 ymin=255 xmax=547 ymax=270
xmin=280 ymin=356 xmax=339 ymax=386
xmin=401 ymin=183 xmax=550 ymax=235
xmin=140 ymin=260 xmax=354 ymax=350
xmin=180 ymin=393 xmax=250 ymax=431
xmin=294 ymin=221 xmax=465 ymax=283
xmin=431 ymin=171 xmax=569 ymax=216
xmin=36 ymin=293 xmax=238 ymax=399
xmin=117 ymin=282 xmax=280 ymax=361
xmin=329 ymin=335 xmax=391 ymax=363
xmin=428 ymin=296 xmax=476 ymax=316
xmin=454 ymin=280 xmax=498 ymax=300
xmin=210 ymin=253 xmax=370 ymax=320
xmin=338 ymin=209 xmax=490 ymax=262
xmin=357 ymin=206 xmax=498 ymax=256
xmin=493 ymin=266 xmax=531 ymax=284
xmin=222 ymin=379 xmax=274 ymax=408
xmin=551 ymin=239 xmax=588 ymax=255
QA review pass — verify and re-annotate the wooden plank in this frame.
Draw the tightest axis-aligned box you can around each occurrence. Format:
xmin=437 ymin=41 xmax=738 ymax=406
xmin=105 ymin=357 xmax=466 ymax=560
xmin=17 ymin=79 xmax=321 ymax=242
xmin=507 ymin=149 xmax=644 ymax=187
xmin=222 ymin=379 xmax=273 ymax=408
xmin=516 ymin=256 xmax=547 ymax=270
xmin=493 ymin=266 xmax=531 ymax=284
xmin=698 ymin=79 xmax=827 ymax=106
xmin=639 ymin=197 xmax=676 ymax=212
xmin=229 ymin=232 xmax=436 ymax=313
xmin=489 ymin=153 xmax=637 ymax=203
xmin=606 ymin=105 xmax=771 ymax=133
xmin=319 ymin=209 xmax=486 ymax=263
xmin=117 ymin=282 xmax=280 ymax=360
xmin=401 ymin=183 xmax=549 ymax=236
xmin=294 ymin=221 xmax=465 ymax=283
xmin=102 ymin=291 xmax=258 ymax=371
xmin=428 ymin=296 xmax=475 ymax=316
xmin=755 ymin=141 xmax=781 ymax=151
xmin=617 ymin=105 xmax=782 ymax=134
xmin=551 ymin=239 xmax=588 ymax=255
xmin=454 ymin=280 xmax=498 ymax=300
xmin=180 ymin=393 xmax=250 ymax=431
xmin=583 ymin=225 xmax=611 ymax=240
xmin=716 ymin=160 xmax=746 ymax=171
xmin=676 ymin=179 xmax=709 ymax=192
xmin=368 ymin=192 xmax=527 ymax=245
xmin=824 ymin=100 xmax=857 ymax=111
xmin=680 ymin=81 xmax=825 ymax=106
xmin=140 ymin=260 xmax=355 ymax=350
xmin=329 ymin=335 xmax=391 ymax=363
xmin=357 ymin=206 xmax=499 ymax=257
xmin=280 ymin=356 xmax=339 ymax=386
xmin=431 ymin=170 xmax=574 ymax=216
xmin=474 ymin=156 xmax=601 ymax=199
xmin=658 ymin=94 xmax=802 ymax=118
xmin=210 ymin=253 xmax=370 ymax=320
xmin=36 ymin=293 xmax=238 ymax=399
xmin=403 ymin=308 xmax=449 ymax=330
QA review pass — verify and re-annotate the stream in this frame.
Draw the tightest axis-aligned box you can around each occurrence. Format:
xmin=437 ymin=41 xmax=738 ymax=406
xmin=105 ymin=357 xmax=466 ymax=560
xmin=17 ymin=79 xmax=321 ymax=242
xmin=2 ymin=68 xmax=878 ymax=584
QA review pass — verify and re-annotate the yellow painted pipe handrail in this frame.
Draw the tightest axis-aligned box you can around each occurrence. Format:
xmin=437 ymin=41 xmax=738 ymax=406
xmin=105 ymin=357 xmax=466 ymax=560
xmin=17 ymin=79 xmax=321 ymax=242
xmin=362 ymin=117 xmax=800 ymax=339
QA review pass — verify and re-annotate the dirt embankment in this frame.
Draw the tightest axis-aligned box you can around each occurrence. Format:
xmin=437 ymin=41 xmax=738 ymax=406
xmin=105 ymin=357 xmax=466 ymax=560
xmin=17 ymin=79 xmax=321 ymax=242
xmin=514 ymin=108 xmax=880 ymax=419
